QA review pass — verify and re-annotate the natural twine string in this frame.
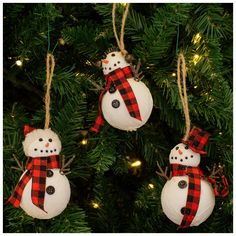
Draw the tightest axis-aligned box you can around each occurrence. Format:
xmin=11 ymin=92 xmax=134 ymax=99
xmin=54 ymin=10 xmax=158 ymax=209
xmin=112 ymin=3 xmax=130 ymax=56
xmin=177 ymin=53 xmax=191 ymax=142
xmin=44 ymin=53 xmax=55 ymax=129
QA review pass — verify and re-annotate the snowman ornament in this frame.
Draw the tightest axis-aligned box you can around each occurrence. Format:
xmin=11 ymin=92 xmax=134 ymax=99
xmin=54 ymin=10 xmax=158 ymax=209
xmin=157 ymin=127 xmax=215 ymax=229
xmin=8 ymin=125 xmax=71 ymax=219
xmin=91 ymin=50 xmax=153 ymax=132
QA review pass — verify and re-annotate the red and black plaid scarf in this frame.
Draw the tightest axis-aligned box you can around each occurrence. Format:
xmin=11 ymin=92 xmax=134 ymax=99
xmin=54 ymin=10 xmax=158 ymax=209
xmin=90 ymin=66 xmax=142 ymax=133
xmin=8 ymin=155 xmax=60 ymax=212
xmin=171 ymin=164 xmax=204 ymax=229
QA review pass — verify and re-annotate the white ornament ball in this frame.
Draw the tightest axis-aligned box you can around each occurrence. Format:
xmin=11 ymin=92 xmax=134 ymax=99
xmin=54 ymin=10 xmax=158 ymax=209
xmin=102 ymin=78 xmax=153 ymax=131
xmin=101 ymin=51 xmax=153 ymax=131
xmin=20 ymin=169 xmax=71 ymax=219
xmin=161 ymin=142 xmax=215 ymax=227
xmin=20 ymin=128 xmax=71 ymax=219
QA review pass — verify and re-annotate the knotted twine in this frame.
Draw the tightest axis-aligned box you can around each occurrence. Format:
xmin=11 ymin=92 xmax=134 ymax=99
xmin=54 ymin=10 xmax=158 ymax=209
xmin=45 ymin=53 xmax=55 ymax=129
xmin=177 ymin=53 xmax=191 ymax=142
xmin=112 ymin=3 xmax=130 ymax=56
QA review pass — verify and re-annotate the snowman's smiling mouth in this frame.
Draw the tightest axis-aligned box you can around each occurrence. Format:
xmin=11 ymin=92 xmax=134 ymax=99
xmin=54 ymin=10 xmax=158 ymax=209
xmin=38 ymin=149 xmax=57 ymax=154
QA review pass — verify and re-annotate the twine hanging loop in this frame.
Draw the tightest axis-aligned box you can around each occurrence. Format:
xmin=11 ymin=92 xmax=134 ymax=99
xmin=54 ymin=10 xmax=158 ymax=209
xmin=112 ymin=3 xmax=130 ymax=56
xmin=44 ymin=53 xmax=55 ymax=129
xmin=177 ymin=53 xmax=191 ymax=141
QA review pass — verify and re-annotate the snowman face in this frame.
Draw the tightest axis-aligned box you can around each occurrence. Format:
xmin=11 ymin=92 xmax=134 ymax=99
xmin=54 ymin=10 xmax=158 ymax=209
xmin=102 ymin=51 xmax=130 ymax=75
xmin=169 ymin=143 xmax=200 ymax=167
xmin=23 ymin=129 xmax=61 ymax=157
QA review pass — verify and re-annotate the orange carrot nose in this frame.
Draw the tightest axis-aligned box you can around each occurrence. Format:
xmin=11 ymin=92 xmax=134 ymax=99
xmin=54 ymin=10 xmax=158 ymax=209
xmin=45 ymin=143 xmax=49 ymax=148
xmin=178 ymin=149 xmax=183 ymax=155
xmin=102 ymin=59 xmax=109 ymax=64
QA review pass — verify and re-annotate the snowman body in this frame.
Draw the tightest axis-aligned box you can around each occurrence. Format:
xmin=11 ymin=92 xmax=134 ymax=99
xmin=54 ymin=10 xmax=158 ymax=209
xmin=101 ymin=51 xmax=153 ymax=131
xmin=161 ymin=143 xmax=215 ymax=226
xmin=20 ymin=128 xmax=71 ymax=219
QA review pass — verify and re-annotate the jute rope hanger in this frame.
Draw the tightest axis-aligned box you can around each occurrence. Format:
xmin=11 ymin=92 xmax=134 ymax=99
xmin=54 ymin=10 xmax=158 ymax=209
xmin=177 ymin=53 xmax=191 ymax=142
xmin=44 ymin=53 xmax=55 ymax=129
xmin=112 ymin=3 xmax=130 ymax=56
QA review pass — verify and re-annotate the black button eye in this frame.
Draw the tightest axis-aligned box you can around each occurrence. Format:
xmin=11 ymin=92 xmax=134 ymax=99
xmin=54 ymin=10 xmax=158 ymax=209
xmin=49 ymin=138 xmax=52 ymax=142
xmin=111 ymin=53 xmax=115 ymax=57
xmin=39 ymin=138 xmax=43 ymax=142
xmin=185 ymin=145 xmax=189 ymax=150
xmin=191 ymin=155 xmax=193 ymax=158
xmin=117 ymin=61 xmax=120 ymax=64
xmin=185 ymin=156 xmax=188 ymax=159
xmin=176 ymin=146 xmax=179 ymax=150
xmin=171 ymin=156 xmax=173 ymax=159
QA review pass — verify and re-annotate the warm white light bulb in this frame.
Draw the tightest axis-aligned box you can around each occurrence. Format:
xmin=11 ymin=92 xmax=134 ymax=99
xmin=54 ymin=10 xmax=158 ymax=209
xmin=81 ymin=139 xmax=88 ymax=145
xmin=148 ymin=183 xmax=154 ymax=189
xmin=92 ymin=201 xmax=99 ymax=209
xmin=172 ymin=72 xmax=176 ymax=77
xmin=193 ymin=33 xmax=202 ymax=44
xmin=16 ymin=60 xmax=23 ymax=67
xmin=131 ymin=160 xmax=142 ymax=167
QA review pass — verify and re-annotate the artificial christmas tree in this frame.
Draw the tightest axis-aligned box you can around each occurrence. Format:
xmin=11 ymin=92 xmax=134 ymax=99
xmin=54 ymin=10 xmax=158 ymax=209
xmin=3 ymin=3 xmax=233 ymax=233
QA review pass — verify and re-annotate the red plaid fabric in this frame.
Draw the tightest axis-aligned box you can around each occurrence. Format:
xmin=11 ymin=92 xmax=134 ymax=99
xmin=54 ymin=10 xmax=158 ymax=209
xmin=90 ymin=66 xmax=142 ymax=133
xmin=208 ymin=175 xmax=229 ymax=197
xmin=8 ymin=155 xmax=60 ymax=212
xmin=171 ymin=164 xmax=204 ymax=229
xmin=183 ymin=127 xmax=209 ymax=154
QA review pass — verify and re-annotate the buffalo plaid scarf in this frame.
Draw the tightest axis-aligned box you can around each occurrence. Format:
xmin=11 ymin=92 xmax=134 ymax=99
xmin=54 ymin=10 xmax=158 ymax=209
xmin=90 ymin=66 xmax=142 ymax=133
xmin=171 ymin=164 xmax=204 ymax=229
xmin=8 ymin=155 xmax=60 ymax=212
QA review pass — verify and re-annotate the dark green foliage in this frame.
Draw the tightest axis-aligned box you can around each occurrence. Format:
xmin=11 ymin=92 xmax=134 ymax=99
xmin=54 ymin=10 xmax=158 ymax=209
xmin=3 ymin=3 xmax=232 ymax=233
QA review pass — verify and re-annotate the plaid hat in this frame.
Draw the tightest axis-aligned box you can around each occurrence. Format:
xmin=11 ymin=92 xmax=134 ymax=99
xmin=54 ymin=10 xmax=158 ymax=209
xmin=183 ymin=127 xmax=209 ymax=154
xmin=24 ymin=125 xmax=36 ymax=136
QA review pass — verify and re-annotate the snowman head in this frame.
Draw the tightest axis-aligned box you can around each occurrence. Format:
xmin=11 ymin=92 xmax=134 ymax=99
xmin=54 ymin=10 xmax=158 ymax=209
xmin=169 ymin=143 xmax=201 ymax=167
xmin=23 ymin=128 xmax=61 ymax=157
xmin=102 ymin=51 xmax=130 ymax=75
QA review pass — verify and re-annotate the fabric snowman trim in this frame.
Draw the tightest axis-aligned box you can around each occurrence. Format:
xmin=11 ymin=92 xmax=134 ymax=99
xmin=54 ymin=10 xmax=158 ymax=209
xmin=91 ymin=66 xmax=142 ymax=133
xmin=8 ymin=155 xmax=60 ymax=212
xmin=174 ymin=127 xmax=209 ymax=229
xmin=171 ymin=164 xmax=204 ymax=229
xmin=182 ymin=127 xmax=209 ymax=155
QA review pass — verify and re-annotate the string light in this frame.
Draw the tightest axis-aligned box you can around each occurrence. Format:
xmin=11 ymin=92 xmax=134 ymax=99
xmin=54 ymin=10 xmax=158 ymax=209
xmin=15 ymin=59 xmax=23 ymax=67
xmin=81 ymin=138 xmax=88 ymax=145
xmin=193 ymin=33 xmax=202 ymax=44
xmin=148 ymin=183 xmax=154 ymax=189
xmin=172 ymin=72 xmax=176 ymax=77
xmin=194 ymin=85 xmax=198 ymax=89
xmin=58 ymin=38 xmax=65 ymax=45
xmin=219 ymin=132 xmax=223 ymax=135
xmin=130 ymin=160 xmax=142 ymax=167
xmin=85 ymin=60 xmax=92 ymax=66
xmin=92 ymin=201 xmax=100 ymax=209
xmin=192 ymin=54 xmax=201 ymax=65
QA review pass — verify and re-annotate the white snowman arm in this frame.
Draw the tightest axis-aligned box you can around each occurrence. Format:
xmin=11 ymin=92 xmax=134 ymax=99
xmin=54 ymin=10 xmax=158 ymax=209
xmin=156 ymin=161 xmax=172 ymax=180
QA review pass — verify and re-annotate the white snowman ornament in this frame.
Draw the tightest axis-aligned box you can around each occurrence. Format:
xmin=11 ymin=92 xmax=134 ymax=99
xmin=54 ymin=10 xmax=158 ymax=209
xmin=158 ymin=127 xmax=215 ymax=229
xmin=91 ymin=50 xmax=153 ymax=132
xmin=8 ymin=126 xmax=71 ymax=219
